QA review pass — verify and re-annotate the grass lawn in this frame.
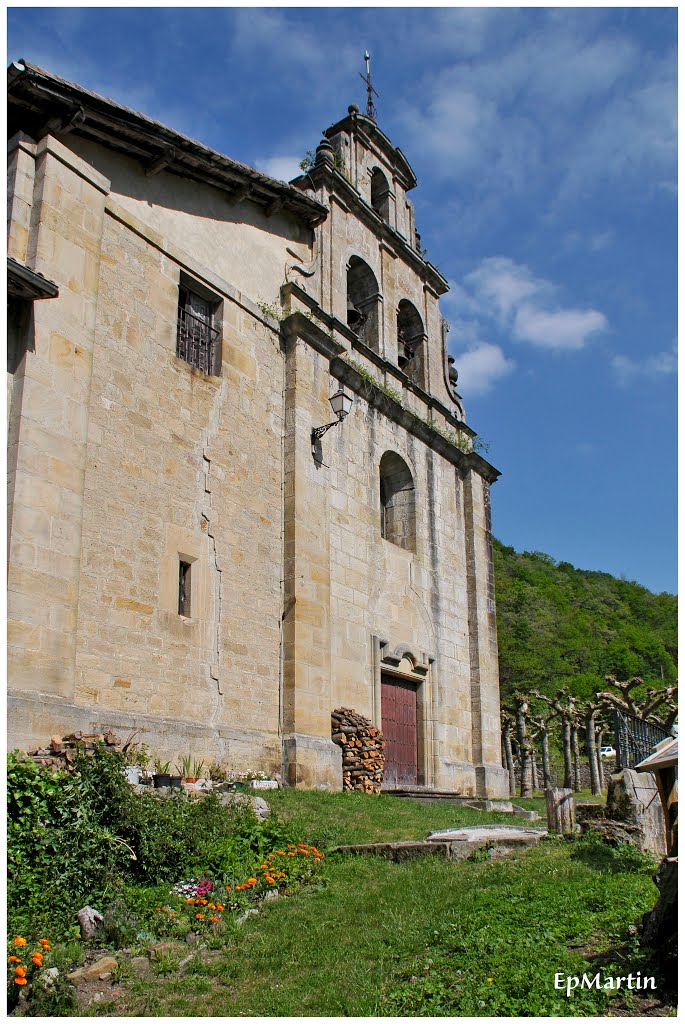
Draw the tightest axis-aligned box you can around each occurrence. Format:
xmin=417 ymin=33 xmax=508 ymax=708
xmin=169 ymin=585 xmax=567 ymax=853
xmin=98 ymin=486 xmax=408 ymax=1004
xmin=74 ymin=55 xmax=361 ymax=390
xmin=93 ymin=791 xmax=667 ymax=1018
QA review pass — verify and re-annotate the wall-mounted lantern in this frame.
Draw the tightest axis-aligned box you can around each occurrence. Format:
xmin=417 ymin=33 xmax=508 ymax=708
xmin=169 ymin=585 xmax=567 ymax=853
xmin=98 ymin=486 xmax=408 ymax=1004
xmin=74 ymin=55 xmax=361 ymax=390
xmin=311 ymin=388 xmax=353 ymax=457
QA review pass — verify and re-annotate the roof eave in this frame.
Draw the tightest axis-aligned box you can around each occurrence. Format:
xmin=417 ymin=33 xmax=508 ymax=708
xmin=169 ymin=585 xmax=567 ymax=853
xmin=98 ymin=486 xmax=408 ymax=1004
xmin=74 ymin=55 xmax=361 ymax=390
xmin=7 ymin=60 xmax=329 ymax=228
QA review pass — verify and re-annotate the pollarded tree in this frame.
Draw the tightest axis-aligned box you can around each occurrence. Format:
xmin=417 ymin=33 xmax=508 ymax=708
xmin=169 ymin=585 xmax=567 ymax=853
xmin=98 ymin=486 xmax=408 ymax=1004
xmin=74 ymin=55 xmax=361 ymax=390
xmin=508 ymin=692 xmax=534 ymax=799
xmin=532 ymin=688 xmax=577 ymax=790
xmin=500 ymin=713 xmax=517 ymax=797
xmin=530 ymin=714 xmax=554 ymax=790
xmin=597 ymin=676 xmax=678 ymax=726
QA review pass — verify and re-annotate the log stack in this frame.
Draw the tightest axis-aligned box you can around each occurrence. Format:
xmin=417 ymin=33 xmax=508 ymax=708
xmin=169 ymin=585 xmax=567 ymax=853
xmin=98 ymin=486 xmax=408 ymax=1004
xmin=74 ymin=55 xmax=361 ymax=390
xmin=25 ymin=730 xmax=122 ymax=770
xmin=331 ymin=707 xmax=385 ymax=794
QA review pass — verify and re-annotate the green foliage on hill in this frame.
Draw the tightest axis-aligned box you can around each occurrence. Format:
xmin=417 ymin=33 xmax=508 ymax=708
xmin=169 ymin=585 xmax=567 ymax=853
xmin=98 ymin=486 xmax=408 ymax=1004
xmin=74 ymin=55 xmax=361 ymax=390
xmin=493 ymin=540 xmax=677 ymax=702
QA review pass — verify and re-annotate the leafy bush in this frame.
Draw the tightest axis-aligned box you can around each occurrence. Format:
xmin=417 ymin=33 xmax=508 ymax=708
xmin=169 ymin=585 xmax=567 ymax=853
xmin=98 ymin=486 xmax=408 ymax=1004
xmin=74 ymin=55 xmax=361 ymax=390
xmin=7 ymin=751 xmax=132 ymax=935
xmin=7 ymin=747 xmax=284 ymax=936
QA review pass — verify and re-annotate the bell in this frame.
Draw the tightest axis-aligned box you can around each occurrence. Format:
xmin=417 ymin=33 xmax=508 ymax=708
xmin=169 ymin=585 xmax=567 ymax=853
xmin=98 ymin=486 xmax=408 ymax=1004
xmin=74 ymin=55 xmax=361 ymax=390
xmin=448 ymin=356 xmax=458 ymax=386
xmin=347 ymin=299 xmax=364 ymax=332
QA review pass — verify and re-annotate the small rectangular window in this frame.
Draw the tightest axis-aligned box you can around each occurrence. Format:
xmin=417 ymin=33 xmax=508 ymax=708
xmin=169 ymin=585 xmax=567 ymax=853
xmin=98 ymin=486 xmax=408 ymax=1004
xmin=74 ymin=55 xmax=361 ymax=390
xmin=176 ymin=278 xmax=222 ymax=375
xmin=178 ymin=560 xmax=192 ymax=617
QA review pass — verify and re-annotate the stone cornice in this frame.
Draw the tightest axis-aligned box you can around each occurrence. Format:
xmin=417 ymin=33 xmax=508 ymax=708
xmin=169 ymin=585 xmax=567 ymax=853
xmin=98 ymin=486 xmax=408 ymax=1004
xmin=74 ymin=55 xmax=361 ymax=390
xmin=280 ymin=283 xmax=500 ymax=483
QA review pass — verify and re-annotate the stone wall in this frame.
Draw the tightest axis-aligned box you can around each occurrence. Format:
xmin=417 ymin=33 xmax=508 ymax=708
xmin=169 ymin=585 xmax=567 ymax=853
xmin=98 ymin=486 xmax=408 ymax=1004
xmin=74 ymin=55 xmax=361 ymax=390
xmin=7 ymin=106 xmax=508 ymax=798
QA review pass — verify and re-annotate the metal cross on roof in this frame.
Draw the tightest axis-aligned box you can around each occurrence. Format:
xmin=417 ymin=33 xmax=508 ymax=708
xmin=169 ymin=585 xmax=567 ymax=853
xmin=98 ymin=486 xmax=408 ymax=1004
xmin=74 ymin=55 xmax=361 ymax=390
xmin=359 ymin=50 xmax=379 ymax=121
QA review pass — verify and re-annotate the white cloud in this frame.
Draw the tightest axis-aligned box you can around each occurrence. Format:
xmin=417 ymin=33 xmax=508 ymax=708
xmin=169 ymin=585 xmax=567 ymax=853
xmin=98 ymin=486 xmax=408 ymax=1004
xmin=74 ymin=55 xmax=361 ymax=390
xmin=464 ymin=257 xmax=549 ymax=320
xmin=454 ymin=343 xmax=515 ymax=395
xmin=461 ymin=256 xmax=608 ymax=351
xmin=255 ymin=155 xmax=302 ymax=183
xmin=611 ymin=345 xmax=677 ymax=387
xmin=394 ymin=12 xmax=675 ymax=203
xmin=514 ymin=305 xmax=607 ymax=350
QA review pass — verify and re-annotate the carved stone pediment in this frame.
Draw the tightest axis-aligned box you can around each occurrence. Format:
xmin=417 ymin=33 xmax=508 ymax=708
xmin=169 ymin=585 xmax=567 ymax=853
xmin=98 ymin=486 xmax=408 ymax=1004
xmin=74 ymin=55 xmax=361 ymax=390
xmin=378 ymin=639 xmax=433 ymax=677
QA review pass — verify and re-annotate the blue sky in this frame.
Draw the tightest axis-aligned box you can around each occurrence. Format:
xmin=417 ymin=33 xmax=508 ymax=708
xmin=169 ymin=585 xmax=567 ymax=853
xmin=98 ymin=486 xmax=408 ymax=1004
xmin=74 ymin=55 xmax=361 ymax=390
xmin=7 ymin=6 xmax=677 ymax=594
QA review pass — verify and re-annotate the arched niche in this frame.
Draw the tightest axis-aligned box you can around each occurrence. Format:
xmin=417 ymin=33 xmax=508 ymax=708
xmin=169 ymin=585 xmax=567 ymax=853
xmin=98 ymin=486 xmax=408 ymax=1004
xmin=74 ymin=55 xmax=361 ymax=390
xmin=379 ymin=451 xmax=416 ymax=552
xmin=370 ymin=167 xmax=391 ymax=223
xmin=347 ymin=256 xmax=381 ymax=353
xmin=397 ymin=298 xmax=427 ymax=389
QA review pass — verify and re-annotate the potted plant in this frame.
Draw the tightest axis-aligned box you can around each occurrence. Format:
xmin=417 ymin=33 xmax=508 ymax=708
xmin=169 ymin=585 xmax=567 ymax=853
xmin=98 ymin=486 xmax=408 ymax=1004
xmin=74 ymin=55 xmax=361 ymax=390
xmin=122 ymin=734 xmax=147 ymax=784
xmin=153 ymin=759 xmax=172 ymax=788
xmin=178 ymin=756 xmax=205 ymax=784
xmin=178 ymin=754 xmax=195 ymax=783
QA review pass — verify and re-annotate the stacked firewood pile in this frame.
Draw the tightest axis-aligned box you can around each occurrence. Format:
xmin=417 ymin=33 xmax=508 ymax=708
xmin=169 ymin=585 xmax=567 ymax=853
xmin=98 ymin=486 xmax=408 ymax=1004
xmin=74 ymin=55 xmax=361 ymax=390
xmin=331 ymin=707 xmax=385 ymax=794
xmin=26 ymin=730 xmax=122 ymax=769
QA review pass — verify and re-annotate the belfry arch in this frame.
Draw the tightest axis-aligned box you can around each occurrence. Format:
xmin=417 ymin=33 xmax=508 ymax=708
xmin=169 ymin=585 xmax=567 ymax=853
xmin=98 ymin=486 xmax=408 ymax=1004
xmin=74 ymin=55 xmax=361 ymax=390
xmin=397 ymin=298 xmax=427 ymax=389
xmin=347 ymin=256 xmax=381 ymax=352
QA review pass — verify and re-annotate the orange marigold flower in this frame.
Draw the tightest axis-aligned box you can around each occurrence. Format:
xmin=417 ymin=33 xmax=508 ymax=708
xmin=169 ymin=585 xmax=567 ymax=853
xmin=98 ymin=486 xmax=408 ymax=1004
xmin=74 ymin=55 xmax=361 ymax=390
xmin=155 ymin=907 xmax=161 ymax=911
xmin=13 ymin=938 xmax=27 ymax=947
xmin=247 ymin=877 xmax=257 ymax=884
xmin=39 ymin=939 xmax=50 ymax=946
xmin=196 ymin=913 xmax=204 ymax=920
xmin=216 ymin=903 xmax=224 ymax=911
xmin=287 ymin=852 xmax=295 ymax=856
xmin=32 ymin=958 xmax=42 ymax=966
xmin=275 ymin=851 xmax=285 ymax=856
xmin=15 ymin=967 xmax=27 ymax=977
xmin=14 ymin=978 xmax=27 ymax=986
xmin=210 ymin=916 xmax=220 ymax=923
xmin=8 ymin=956 xmax=21 ymax=963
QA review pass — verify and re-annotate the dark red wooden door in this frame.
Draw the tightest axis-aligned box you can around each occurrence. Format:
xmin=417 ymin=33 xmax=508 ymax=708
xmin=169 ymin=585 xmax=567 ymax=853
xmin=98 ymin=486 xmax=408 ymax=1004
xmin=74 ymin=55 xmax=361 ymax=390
xmin=381 ymin=675 xmax=418 ymax=787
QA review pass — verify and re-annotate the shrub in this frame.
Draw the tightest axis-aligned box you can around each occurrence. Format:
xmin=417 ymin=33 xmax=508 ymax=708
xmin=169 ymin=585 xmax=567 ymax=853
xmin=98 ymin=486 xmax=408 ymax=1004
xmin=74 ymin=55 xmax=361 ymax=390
xmin=7 ymin=751 xmax=132 ymax=935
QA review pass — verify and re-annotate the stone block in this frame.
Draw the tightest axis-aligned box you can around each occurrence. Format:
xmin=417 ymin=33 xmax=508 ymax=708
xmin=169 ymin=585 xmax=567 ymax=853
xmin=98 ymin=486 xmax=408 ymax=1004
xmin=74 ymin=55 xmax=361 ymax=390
xmin=605 ymin=768 xmax=666 ymax=856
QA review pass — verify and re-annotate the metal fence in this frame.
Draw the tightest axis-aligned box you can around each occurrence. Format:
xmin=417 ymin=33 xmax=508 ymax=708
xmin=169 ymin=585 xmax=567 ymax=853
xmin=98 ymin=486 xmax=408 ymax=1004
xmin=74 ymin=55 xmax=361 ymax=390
xmin=612 ymin=709 xmax=670 ymax=769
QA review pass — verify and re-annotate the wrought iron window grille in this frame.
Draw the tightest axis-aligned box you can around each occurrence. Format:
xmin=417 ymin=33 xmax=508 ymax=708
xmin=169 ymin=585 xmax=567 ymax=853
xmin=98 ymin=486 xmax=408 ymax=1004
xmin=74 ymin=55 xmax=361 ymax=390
xmin=176 ymin=305 xmax=220 ymax=375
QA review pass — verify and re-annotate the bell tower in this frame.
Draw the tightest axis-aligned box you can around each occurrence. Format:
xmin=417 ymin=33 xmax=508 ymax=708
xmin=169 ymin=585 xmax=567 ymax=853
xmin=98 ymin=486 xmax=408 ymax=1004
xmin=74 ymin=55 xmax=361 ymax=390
xmin=291 ymin=105 xmax=466 ymax=421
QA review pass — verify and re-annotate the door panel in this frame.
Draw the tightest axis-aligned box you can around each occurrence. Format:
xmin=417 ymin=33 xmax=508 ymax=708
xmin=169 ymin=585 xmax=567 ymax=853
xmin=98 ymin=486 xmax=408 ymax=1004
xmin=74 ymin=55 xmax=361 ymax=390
xmin=381 ymin=674 xmax=418 ymax=786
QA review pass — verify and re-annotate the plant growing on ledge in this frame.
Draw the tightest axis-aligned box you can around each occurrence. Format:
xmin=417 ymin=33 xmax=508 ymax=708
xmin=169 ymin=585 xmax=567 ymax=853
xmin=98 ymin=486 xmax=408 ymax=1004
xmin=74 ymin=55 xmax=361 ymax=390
xmin=343 ymin=358 xmax=404 ymax=407
xmin=299 ymin=149 xmax=347 ymax=177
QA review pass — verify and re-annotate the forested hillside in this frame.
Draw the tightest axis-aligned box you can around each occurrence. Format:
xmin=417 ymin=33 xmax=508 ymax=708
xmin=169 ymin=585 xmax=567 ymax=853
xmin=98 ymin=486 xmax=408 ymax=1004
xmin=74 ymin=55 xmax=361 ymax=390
xmin=493 ymin=540 xmax=677 ymax=702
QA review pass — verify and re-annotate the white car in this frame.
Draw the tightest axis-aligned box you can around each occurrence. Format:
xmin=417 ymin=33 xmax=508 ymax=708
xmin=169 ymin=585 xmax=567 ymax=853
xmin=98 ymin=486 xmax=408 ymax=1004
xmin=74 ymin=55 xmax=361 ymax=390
xmin=600 ymin=746 xmax=617 ymax=759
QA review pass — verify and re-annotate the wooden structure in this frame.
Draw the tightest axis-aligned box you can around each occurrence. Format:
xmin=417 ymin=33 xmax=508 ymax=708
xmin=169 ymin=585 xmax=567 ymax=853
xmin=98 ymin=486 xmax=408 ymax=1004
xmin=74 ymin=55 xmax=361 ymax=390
xmin=635 ymin=736 xmax=678 ymax=856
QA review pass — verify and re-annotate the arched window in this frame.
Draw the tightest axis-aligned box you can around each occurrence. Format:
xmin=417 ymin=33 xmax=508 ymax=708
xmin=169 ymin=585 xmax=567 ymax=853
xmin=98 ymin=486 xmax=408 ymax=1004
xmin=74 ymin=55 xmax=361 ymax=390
xmin=397 ymin=299 xmax=426 ymax=389
xmin=380 ymin=451 xmax=416 ymax=552
xmin=370 ymin=167 xmax=391 ymax=223
xmin=347 ymin=256 xmax=381 ymax=353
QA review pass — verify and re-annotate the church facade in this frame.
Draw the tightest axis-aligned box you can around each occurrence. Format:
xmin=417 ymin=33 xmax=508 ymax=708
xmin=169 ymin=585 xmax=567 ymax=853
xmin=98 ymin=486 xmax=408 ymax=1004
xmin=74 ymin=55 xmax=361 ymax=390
xmin=7 ymin=60 xmax=508 ymax=796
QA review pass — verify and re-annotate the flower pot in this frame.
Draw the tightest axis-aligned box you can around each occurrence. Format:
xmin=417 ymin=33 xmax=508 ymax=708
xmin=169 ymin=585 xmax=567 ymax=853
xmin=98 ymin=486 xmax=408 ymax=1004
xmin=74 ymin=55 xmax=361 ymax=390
xmin=168 ymin=775 xmax=182 ymax=789
xmin=139 ymin=776 xmax=153 ymax=786
xmin=184 ymin=777 xmax=198 ymax=784
xmin=153 ymin=773 xmax=171 ymax=788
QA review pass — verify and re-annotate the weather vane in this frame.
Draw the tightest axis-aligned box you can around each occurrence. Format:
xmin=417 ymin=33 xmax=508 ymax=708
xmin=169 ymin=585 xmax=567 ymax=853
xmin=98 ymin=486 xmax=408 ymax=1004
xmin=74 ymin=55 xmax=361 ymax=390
xmin=359 ymin=50 xmax=379 ymax=121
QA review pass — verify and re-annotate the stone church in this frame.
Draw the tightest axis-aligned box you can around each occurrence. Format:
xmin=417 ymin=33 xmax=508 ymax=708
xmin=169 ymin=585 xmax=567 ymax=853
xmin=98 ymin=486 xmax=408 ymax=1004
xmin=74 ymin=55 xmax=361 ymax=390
xmin=7 ymin=59 xmax=508 ymax=797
